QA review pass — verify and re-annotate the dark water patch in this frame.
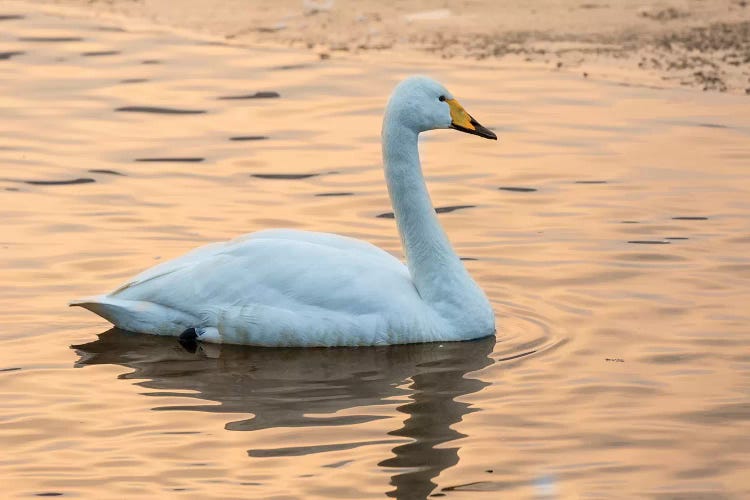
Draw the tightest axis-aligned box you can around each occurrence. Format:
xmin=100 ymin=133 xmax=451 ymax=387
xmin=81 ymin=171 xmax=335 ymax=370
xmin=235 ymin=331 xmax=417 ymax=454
xmin=628 ymin=240 xmax=670 ymax=245
xmin=697 ymin=123 xmax=728 ymax=129
xmin=674 ymin=466 xmax=725 ymax=479
xmin=499 ymin=186 xmax=537 ymax=192
xmin=0 ymin=51 xmax=24 ymax=60
xmin=115 ymin=106 xmax=205 ymax=114
xmin=575 ymin=180 xmax=608 ymax=184
xmin=0 ymin=367 xmax=21 ymax=372
xmin=82 ymin=50 xmax=120 ymax=57
xmin=496 ymin=350 xmax=538 ymax=363
xmin=25 ymin=178 xmax=95 ymax=186
xmin=436 ymin=205 xmax=476 ymax=214
xmin=618 ymin=252 xmax=685 ymax=262
xmin=255 ymin=25 xmax=287 ymax=34
xmin=460 ymin=257 xmax=478 ymax=261
xmin=665 ymin=237 xmax=688 ymax=240
xmin=252 ymin=173 xmax=319 ymax=180
xmin=572 ymin=384 xmax=660 ymax=396
xmin=218 ymin=91 xmax=280 ymax=100
xmin=96 ymin=26 xmax=126 ymax=33
xmin=0 ymin=15 xmax=24 ymax=21
xmin=5 ymin=187 xmax=19 ymax=192
xmin=274 ymin=63 xmax=311 ymax=70
xmin=249 ymin=439 xmax=400 ymax=458
xmin=377 ymin=205 xmax=476 ymax=219
xmin=19 ymin=36 xmax=83 ymax=42
xmin=135 ymin=157 xmax=204 ymax=163
xmin=672 ymin=216 xmax=708 ymax=220
xmin=88 ymin=169 xmax=124 ymax=176
xmin=441 ymin=481 xmax=495 ymax=492
xmin=197 ymin=40 xmax=230 ymax=47
xmin=323 ymin=459 xmax=354 ymax=469
xmin=230 ymin=135 xmax=268 ymax=141
xmin=141 ymin=59 xmax=161 ymax=64
xmin=119 ymin=78 xmax=148 ymax=84
xmin=315 ymin=192 xmax=353 ymax=197
xmin=642 ymin=353 xmax=703 ymax=364
xmin=35 ymin=494 xmax=63 ymax=497
xmin=681 ymin=402 xmax=750 ymax=425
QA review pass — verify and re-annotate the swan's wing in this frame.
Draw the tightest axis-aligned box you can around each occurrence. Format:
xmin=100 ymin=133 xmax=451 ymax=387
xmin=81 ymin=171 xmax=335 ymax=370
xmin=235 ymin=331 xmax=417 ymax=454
xmin=108 ymin=230 xmax=416 ymax=316
xmin=242 ymin=229 xmax=403 ymax=269
xmin=111 ymin=229 xmax=403 ymax=295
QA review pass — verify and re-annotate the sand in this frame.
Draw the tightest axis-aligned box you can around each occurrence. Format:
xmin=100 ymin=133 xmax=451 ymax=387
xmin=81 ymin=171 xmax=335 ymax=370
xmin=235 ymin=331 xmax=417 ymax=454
xmin=28 ymin=0 xmax=750 ymax=94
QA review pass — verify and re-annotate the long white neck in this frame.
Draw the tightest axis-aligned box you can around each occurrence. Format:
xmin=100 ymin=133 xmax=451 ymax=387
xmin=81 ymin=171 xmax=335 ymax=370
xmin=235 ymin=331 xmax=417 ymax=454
xmin=381 ymin=115 xmax=480 ymax=306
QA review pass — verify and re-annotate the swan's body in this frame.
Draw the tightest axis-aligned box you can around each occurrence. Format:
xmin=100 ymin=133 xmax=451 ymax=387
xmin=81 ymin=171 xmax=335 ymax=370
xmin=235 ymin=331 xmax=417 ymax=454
xmin=72 ymin=76 xmax=498 ymax=346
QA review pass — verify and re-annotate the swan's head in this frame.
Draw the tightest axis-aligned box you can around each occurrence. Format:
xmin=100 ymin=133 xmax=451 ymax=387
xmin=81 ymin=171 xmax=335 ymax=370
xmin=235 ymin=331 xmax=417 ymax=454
xmin=385 ymin=76 xmax=497 ymax=140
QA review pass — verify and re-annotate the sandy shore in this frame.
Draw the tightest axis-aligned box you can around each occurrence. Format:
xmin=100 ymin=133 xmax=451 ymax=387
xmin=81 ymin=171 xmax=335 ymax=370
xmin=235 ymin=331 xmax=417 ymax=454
xmin=30 ymin=0 xmax=750 ymax=94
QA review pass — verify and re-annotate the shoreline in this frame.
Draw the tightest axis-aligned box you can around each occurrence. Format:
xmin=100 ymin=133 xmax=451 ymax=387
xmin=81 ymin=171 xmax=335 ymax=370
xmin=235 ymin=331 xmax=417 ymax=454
xmin=24 ymin=0 xmax=750 ymax=94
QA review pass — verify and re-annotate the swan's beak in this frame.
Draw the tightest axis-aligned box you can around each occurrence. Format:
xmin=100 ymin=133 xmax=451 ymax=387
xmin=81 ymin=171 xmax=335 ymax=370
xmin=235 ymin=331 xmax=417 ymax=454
xmin=447 ymin=98 xmax=497 ymax=140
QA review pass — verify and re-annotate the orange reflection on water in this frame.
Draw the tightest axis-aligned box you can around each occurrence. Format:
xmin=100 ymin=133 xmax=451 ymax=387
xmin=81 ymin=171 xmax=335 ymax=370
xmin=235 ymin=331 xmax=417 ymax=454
xmin=1 ymin=5 xmax=750 ymax=499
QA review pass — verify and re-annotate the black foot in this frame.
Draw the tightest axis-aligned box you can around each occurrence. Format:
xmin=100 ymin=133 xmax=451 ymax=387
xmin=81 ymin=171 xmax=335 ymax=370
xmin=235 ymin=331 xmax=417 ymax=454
xmin=178 ymin=327 xmax=198 ymax=353
xmin=179 ymin=327 xmax=198 ymax=342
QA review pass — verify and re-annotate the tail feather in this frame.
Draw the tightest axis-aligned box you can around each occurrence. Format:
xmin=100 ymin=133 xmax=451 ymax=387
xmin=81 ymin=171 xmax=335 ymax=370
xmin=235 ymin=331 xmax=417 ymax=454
xmin=70 ymin=295 xmax=197 ymax=336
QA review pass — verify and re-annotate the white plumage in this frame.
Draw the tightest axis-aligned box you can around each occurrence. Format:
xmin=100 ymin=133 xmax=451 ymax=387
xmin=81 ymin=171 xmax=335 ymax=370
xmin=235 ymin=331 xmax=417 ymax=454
xmin=72 ymin=76 xmax=498 ymax=346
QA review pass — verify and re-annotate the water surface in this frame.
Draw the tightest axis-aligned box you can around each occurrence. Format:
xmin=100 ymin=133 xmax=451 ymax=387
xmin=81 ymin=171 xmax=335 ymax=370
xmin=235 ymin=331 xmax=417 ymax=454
xmin=1 ymin=6 xmax=749 ymax=499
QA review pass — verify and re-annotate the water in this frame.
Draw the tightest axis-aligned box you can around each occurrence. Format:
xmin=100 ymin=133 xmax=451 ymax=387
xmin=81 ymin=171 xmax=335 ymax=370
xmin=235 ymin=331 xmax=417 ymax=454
xmin=2 ymin=6 xmax=750 ymax=499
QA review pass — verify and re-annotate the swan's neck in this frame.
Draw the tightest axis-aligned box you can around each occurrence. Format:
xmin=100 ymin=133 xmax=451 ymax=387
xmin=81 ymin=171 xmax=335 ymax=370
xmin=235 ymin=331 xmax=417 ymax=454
xmin=382 ymin=119 xmax=480 ymax=306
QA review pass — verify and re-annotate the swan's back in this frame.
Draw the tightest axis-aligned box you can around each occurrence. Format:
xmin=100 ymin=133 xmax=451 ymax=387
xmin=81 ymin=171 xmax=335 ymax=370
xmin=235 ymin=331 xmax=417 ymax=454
xmin=72 ymin=229 xmax=442 ymax=346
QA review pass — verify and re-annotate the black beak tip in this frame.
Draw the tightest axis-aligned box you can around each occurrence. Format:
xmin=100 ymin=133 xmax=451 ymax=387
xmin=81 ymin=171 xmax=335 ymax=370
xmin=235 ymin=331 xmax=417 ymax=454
xmin=451 ymin=121 xmax=498 ymax=141
xmin=472 ymin=117 xmax=497 ymax=140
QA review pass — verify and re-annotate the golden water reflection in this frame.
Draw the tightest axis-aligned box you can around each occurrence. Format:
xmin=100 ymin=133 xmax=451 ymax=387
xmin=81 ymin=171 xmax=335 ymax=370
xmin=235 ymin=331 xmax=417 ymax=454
xmin=73 ymin=330 xmax=496 ymax=499
xmin=1 ymin=3 xmax=750 ymax=498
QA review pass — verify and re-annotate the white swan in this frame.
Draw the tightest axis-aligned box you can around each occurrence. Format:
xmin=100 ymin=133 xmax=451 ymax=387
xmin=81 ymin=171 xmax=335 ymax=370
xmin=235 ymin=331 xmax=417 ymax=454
xmin=72 ymin=76 xmax=498 ymax=347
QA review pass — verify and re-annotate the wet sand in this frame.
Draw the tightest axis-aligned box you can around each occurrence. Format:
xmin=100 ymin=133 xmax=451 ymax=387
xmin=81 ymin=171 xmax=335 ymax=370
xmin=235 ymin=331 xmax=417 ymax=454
xmin=31 ymin=0 xmax=750 ymax=94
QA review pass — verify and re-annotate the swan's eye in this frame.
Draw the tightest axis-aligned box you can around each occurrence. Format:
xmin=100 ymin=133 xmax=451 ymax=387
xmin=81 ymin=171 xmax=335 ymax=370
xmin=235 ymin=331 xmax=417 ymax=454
xmin=439 ymin=95 xmax=446 ymax=102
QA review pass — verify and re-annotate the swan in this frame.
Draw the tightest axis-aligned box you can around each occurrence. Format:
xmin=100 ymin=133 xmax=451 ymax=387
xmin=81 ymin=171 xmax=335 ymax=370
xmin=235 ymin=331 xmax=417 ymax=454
xmin=71 ymin=76 xmax=498 ymax=347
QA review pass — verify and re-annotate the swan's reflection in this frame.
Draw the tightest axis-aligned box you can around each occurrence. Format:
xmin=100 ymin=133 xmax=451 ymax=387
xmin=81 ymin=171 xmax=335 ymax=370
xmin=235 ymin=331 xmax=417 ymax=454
xmin=72 ymin=329 xmax=495 ymax=498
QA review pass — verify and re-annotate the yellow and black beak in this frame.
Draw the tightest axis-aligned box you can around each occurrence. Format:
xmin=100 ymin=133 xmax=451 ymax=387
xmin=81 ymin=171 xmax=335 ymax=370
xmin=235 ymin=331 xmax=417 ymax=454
xmin=446 ymin=98 xmax=497 ymax=140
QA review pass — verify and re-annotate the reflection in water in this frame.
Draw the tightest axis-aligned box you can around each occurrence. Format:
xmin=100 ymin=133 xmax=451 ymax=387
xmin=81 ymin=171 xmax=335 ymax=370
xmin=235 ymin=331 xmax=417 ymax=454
xmin=18 ymin=36 xmax=84 ymax=42
xmin=217 ymin=91 xmax=280 ymax=100
xmin=377 ymin=205 xmax=477 ymax=219
xmin=230 ymin=135 xmax=269 ymax=141
xmin=114 ymin=106 xmax=206 ymax=114
xmin=72 ymin=330 xmax=495 ymax=498
xmin=0 ymin=50 xmax=25 ymax=60
xmin=3 ymin=6 xmax=748 ymax=497
xmin=23 ymin=177 xmax=95 ymax=186
xmin=251 ymin=173 xmax=321 ymax=179
xmin=134 ymin=157 xmax=205 ymax=163
xmin=81 ymin=50 xmax=121 ymax=57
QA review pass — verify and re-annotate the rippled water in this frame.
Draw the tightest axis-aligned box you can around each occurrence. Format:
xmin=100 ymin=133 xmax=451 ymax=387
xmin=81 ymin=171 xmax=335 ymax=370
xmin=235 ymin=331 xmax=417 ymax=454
xmin=2 ymin=6 xmax=750 ymax=499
